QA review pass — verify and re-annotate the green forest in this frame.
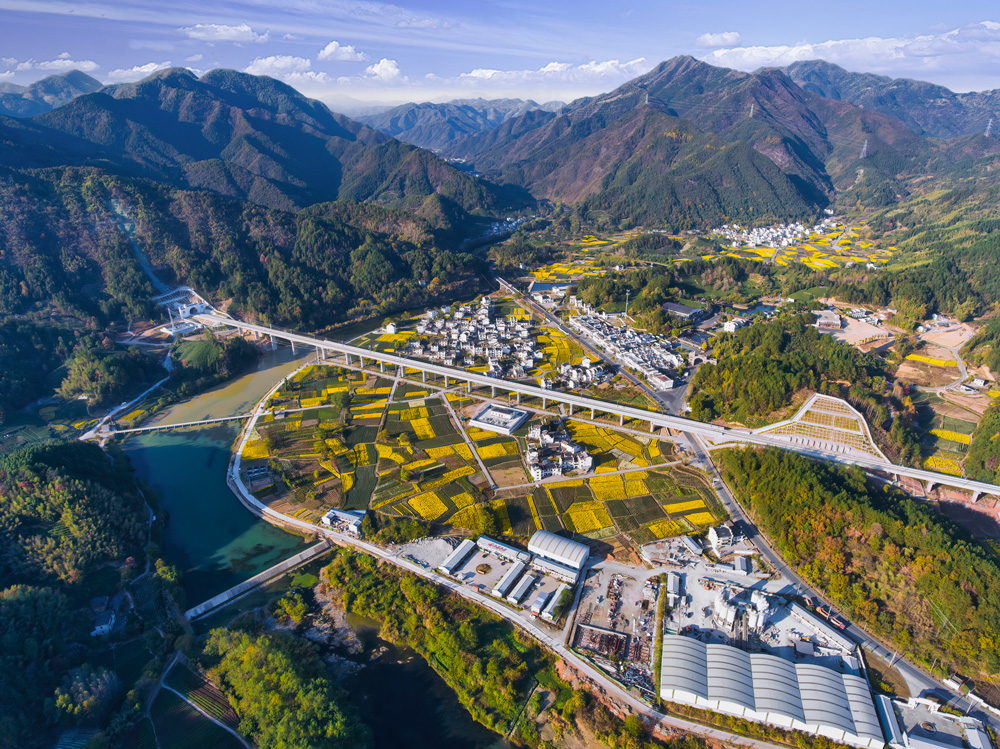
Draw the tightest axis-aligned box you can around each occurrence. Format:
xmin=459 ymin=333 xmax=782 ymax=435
xmin=0 ymin=441 xmax=165 ymax=748
xmin=965 ymin=399 xmax=1000 ymax=482
xmin=718 ymin=447 xmax=1000 ymax=681
xmin=686 ymin=315 xmax=922 ymax=463
xmin=0 ymin=442 xmax=147 ymax=585
xmin=202 ymin=627 xmax=370 ymax=749
xmin=324 ymin=548 xmax=543 ymax=735
xmin=0 ymin=169 xmax=482 ymax=331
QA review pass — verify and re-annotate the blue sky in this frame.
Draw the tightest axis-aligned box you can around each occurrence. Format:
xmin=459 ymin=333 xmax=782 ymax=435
xmin=1 ymin=0 xmax=998 ymax=110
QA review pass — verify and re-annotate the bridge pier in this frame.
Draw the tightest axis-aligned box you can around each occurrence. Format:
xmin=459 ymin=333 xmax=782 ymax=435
xmin=491 ymin=385 xmax=495 ymax=397
xmin=568 ymin=404 xmax=573 ymax=416
xmin=620 ymin=413 xmax=625 ymax=426
xmin=422 ymin=371 xmax=426 ymax=383
xmin=380 ymin=361 xmax=385 ymax=373
xmin=925 ymin=480 xmax=936 ymax=495
xmin=345 ymin=353 xmax=352 ymax=366
xmin=444 ymin=376 xmax=449 ymax=387
xmin=270 ymin=334 xmax=276 ymax=351
xmin=591 ymin=408 xmax=595 ymax=420
xmin=542 ymin=397 xmax=547 ymax=409
xmin=291 ymin=340 xmax=297 ymax=354
xmin=516 ymin=392 xmax=521 ymax=404
xmin=972 ymin=490 xmax=982 ymax=503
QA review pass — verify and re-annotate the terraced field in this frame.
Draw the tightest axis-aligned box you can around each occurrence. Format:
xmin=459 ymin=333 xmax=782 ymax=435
xmin=150 ymin=690 xmax=244 ymax=749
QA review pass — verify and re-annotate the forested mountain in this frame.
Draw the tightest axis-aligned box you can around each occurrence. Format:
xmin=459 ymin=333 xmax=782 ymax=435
xmin=0 ymin=168 xmax=481 ymax=330
xmin=0 ymin=68 xmax=528 ymax=216
xmin=358 ymin=97 xmax=564 ymax=151
xmin=446 ymin=56 xmax=1000 ymax=226
xmin=0 ymin=70 xmax=102 ymax=118
xmin=785 ymin=60 xmax=1000 ymax=138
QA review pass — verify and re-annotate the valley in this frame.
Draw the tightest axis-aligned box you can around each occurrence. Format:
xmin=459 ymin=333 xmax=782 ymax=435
xmin=2 ymin=46 xmax=1000 ymax=749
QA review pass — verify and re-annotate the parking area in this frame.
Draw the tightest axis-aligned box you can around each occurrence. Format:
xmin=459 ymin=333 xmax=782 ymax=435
xmin=450 ymin=549 xmax=511 ymax=593
xmin=449 ymin=550 xmax=566 ymax=611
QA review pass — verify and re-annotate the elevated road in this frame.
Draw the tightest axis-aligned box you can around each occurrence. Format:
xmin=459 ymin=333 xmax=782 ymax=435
xmin=105 ymin=413 xmax=252 ymax=435
xmin=197 ymin=312 xmax=1000 ymax=500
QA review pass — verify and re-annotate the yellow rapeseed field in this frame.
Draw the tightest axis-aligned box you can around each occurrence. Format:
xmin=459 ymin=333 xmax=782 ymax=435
xmin=663 ymin=499 xmax=705 ymax=513
xmin=923 ymin=455 xmax=962 ymax=475
xmin=686 ymin=512 xmax=715 ymax=526
xmin=409 ymin=491 xmax=448 ymax=521
xmin=930 ymin=429 xmax=971 ymax=445
xmin=906 ymin=354 xmax=957 ymax=367
xmin=425 ymin=446 xmax=454 ymax=459
xmin=648 ymin=520 xmax=682 ymax=538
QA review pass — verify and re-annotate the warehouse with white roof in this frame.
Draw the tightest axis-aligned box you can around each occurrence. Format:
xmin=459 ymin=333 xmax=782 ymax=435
xmin=659 ymin=636 xmax=884 ymax=748
xmin=527 ymin=530 xmax=590 ymax=582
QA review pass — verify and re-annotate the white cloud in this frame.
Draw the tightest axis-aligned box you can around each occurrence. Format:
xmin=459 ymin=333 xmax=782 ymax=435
xmin=244 ymin=55 xmax=312 ymax=76
xmin=318 ymin=41 xmax=369 ymax=62
xmin=185 ymin=54 xmax=203 ymax=62
xmin=696 ymin=31 xmax=742 ymax=48
xmin=179 ymin=23 xmax=268 ymax=44
xmin=459 ymin=58 xmax=648 ymax=85
xmin=363 ymin=58 xmax=403 ymax=81
xmin=15 ymin=57 xmax=99 ymax=73
xmin=702 ymin=21 xmax=1000 ymax=82
xmin=106 ymin=61 xmax=172 ymax=82
xmin=283 ymin=33 xmax=300 ymax=41
xmin=0 ymin=71 xmax=15 ymax=81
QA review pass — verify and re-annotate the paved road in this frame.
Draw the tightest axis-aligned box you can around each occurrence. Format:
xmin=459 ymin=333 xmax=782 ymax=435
xmin=689 ymin=434 xmax=995 ymax=728
xmin=219 ymin=368 xmax=789 ymax=749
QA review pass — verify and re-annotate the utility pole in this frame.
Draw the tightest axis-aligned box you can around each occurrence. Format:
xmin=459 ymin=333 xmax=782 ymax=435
xmin=987 ymin=118 xmax=994 ymax=138
xmin=625 ymin=289 xmax=630 ymax=319
xmin=860 ymin=139 xmax=868 ymax=159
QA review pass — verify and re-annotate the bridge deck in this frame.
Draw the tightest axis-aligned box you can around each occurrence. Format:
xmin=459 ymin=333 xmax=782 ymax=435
xmin=197 ymin=313 xmax=1000 ymax=499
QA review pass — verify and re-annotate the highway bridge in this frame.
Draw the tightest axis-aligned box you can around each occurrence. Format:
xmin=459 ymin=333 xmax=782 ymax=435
xmin=196 ymin=312 xmax=1000 ymax=501
xmin=104 ymin=413 xmax=252 ymax=435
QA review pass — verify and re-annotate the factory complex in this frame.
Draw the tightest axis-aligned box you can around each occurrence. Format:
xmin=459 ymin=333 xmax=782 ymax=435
xmin=660 ymin=635 xmax=884 ymax=748
xmin=438 ymin=530 xmax=589 ymax=621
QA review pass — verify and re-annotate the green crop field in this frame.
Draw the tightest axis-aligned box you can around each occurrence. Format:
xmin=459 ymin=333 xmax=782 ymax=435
xmin=151 ymin=690 xmax=244 ymax=749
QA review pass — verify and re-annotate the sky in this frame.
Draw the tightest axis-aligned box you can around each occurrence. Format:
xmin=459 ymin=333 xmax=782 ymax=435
xmin=1 ymin=0 xmax=998 ymax=111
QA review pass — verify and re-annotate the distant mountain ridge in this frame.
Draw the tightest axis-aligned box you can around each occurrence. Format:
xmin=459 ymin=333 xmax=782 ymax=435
xmin=442 ymin=56 xmax=1000 ymax=226
xmin=784 ymin=60 xmax=1000 ymax=139
xmin=0 ymin=70 xmax=102 ymax=117
xmin=0 ymin=67 xmax=529 ymax=218
xmin=357 ymin=97 xmax=565 ymax=151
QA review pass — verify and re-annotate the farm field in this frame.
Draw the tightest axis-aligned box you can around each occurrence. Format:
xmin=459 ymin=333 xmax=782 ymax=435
xmin=913 ymin=392 xmax=979 ymax=477
xmin=165 ymin=663 xmax=241 ymax=730
xmin=150 ymin=689 xmax=245 ymax=749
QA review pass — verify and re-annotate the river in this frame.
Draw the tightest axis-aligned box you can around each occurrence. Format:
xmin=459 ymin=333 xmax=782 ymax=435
xmin=344 ymin=613 xmax=509 ymax=749
xmin=123 ymin=346 xmax=311 ymax=604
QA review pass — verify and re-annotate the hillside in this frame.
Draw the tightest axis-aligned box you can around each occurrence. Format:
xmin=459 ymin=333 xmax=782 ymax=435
xmin=785 ymin=60 xmax=1000 ymax=139
xmin=0 ymin=70 xmax=102 ymax=118
xmin=1 ymin=68 xmax=529 ymax=217
xmin=358 ymin=97 xmax=564 ymax=151
xmin=447 ymin=56 xmax=1000 ymax=226
xmin=0 ymin=168 xmax=481 ymax=330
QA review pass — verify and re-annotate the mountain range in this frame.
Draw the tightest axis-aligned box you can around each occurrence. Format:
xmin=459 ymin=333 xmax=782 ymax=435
xmin=784 ymin=60 xmax=1000 ymax=139
xmin=357 ymin=98 xmax=565 ymax=152
xmin=1 ymin=56 xmax=999 ymax=334
xmin=0 ymin=70 xmax=102 ymax=117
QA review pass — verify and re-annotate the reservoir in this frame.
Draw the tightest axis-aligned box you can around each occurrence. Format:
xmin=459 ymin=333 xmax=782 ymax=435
xmin=124 ymin=346 xmax=310 ymax=604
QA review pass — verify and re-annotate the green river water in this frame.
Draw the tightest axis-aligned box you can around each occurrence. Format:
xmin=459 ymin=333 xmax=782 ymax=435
xmin=123 ymin=346 xmax=311 ymax=604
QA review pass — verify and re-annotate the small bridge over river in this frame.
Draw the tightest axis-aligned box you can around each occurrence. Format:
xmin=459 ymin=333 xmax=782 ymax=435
xmin=104 ymin=413 xmax=253 ymax=436
xmin=185 ymin=539 xmax=334 ymax=621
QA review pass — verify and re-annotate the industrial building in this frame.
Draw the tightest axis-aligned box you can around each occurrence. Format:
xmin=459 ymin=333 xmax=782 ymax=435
xmin=659 ymin=635 xmax=884 ymax=749
xmin=469 ymin=404 xmax=529 ymax=435
xmin=438 ymin=539 xmax=477 ymax=575
xmin=507 ymin=573 xmax=537 ymax=604
xmin=492 ymin=561 xmax=528 ymax=598
xmin=876 ymin=696 xmax=993 ymax=749
xmin=477 ymin=535 xmax=531 ymax=563
xmin=528 ymin=530 xmax=590 ymax=582
xmin=541 ymin=583 xmax=571 ymax=622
